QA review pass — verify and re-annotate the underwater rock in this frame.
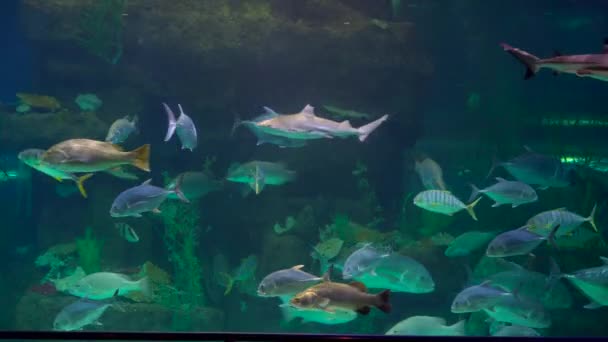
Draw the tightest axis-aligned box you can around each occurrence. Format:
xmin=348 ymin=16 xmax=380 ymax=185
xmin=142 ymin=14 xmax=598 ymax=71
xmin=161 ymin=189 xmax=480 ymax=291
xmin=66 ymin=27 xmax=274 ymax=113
xmin=15 ymin=292 xmax=224 ymax=331
xmin=0 ymin=110 xmax=108 ymax=148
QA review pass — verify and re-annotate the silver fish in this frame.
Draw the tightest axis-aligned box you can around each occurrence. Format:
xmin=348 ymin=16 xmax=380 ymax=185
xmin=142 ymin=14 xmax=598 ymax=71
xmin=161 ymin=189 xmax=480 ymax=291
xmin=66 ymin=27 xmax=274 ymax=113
xmin=486 ymin=225 xmax=559 ymax=258
xmin=525 ymin=205 xmax=598 ymax=237
xmin=166 ymin=171 xmax=223 ymax=201
xmin=225 ymin=161 xmax=296 ymax=194
xmin=445 ymin=231 xmax=497 ymax=257
xmin=413 ymin=190 xmax=482 ymax=221
xmin=163 ymin=103 xmax=198 ymax=151
xmin=240 ymin=105 xmax=388 ymax=143
xmin=487 ymin=146 xmax=573 ymax=190
xmin=501 ymin=40 xmax=608 ymax=81
xmin=342 ymin=244 xmax=390 ymax=280
xmin=470 ymin=177 xmax=538 ymax=208
xmin=257 ymin=265 xmax=322 ymax=297
xmin=53 ymin=294 xmax=117 ymax=331
xmin=451 ymin=281 xmax=516 ymax=313
xmin=414 ymin=156 xmax=447 ymax=191
xmin=110 ymin=178 xmax=188 ymax=218
xmin=552 ymin=256 xmax=608 ymax=309
xmin=385 ymin=316 xmax=466 ymax=336
xmin=105 ymin=115 xmax=138 ymax=144
xmin=484 ymin=295 xmax=551 ymax=329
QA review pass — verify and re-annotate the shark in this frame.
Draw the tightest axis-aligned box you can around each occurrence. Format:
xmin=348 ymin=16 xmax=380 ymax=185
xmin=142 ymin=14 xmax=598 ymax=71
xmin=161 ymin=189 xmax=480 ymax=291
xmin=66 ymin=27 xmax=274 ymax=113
xmin=234 ymin=104 xmax=389 ymax=146
xmin=500 ymin=39 xmax=608 ymax=81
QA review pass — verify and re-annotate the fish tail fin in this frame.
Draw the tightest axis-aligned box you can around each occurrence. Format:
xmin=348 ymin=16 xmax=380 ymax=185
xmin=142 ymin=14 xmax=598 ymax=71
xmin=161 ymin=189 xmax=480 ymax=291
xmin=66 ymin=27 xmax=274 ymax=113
xmin=450 ymin=319 xmax=466 ymax=336
xmin=588 ymin=203 xmax=598 ymax=233
xmin=500 ymin=43 xmax=541 ymax=80
xmin=222 ymin=273 xmax=235 ymax=296
xmin=230 ymin=114 xmax=243 ymax=137
xmin=130 ymin=144 xmax=151 ymax=172
xmin=163 ymin=103 xmax=177 ymax=142
xmin=137 ymin=276 xmax=152 ymax=298
xmin=545 ymin=256 xmax=563 ymax=291
xmin=485 ymin=154 xmax=501 ymax=180
xmin=375 ymin=289 xmax=391 ymax=313
xmin=468 ymin=183 xmax=482 ymax=203
xmin=173 ymin=174 xmax=190 ymax=203
xmin=75 ymin=173 xmax=94 ymax=198
xmin=547 ymin=224 xmax=561 ymax=250
xmin=465 ymin=196 xmax=482 ymax=221
xmin=357 ymin=114 xmax=389 ymax=142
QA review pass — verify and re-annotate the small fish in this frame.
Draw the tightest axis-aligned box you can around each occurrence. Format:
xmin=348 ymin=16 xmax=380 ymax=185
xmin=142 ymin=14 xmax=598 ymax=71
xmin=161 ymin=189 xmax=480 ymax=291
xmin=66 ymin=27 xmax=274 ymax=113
xmin=165 ymin=171 xmax=223 ymax=201
xmin=413 ymin=190 xmax=482 ymax=221
xmin=385 ymin=316 xmax=466 ymax=336
xmin=483 ymin=296 xmax=551 ymax=329
xmin=451 ymin=281 xmax=517 ymax=313
xmin=110 ymin=178 xmax=188 ymax=218
xmin=289 ymin=267 xmax=391 ymax=315
xmin=18 ymin=148 xmax=94 ymax=198
xmin=163 ymin=103 xmax=198 ymax=151
xmin=67 ymin=272 xmax=150 ymax=300
xmin=342 ymin=244 xmax=390 ymax=280
xmin=486 ymin=225 xmax=560 ymax=258
xmin=500 ymin=40 xmax=608 ymax=81
xmin=115 ymin=222 xmax=139 ymax=243
xmin=414 ymin=156 xmax=447 ymax=191
xmin=222 ymin=254 xmax=258 ymax=296
xmin=469 ymin=178 xmax=538 ymax=208
xmin=40 ymin=139 xmax=150 ymax=173
xmin=105 ymin=115 xmax=138 ymax=144
xmin=487 ymin=146 xmax=573 ymax=190
xmin=53 ymin=290 xmax=119 ymax=331
xmin=551 ymin=256 xmax=608 ymax=309
xmin=353 ymin=254 xmax=435 ymax=294
xmin=525 ymin=205 xmax=598 ymax=236
xmin=225 ymin=161 xmax=296 ymax=194
xmin=257 ymin=265 xmax=322 ymax=297
xmin=445 ymin=231 xmax=497 ymax=257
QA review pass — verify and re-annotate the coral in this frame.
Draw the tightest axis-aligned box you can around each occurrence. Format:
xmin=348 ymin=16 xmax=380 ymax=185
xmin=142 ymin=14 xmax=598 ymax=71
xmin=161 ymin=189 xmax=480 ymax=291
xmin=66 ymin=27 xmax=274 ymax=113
xmin=273 ymin=216 xmax=296 ymax=235
xmin=75 ymin=226 xmax=103 ymax=274
xmin=74 ymin=0 xmax=125 ymax=65
xmin=159 ymin=200 xmax=205 ymax=310
xmin=74 ymin=93 xmax=103 ymax=111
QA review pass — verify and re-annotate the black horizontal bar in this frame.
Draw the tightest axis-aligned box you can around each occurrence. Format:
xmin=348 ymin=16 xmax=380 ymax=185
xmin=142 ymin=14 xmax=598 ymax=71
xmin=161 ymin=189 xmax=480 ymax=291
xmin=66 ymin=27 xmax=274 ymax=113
xmin=0 ymin=331 xmax=461 ymax=341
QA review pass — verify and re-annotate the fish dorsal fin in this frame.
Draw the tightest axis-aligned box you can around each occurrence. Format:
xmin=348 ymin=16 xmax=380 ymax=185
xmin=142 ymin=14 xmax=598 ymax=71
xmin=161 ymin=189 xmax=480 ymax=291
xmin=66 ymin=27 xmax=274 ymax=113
xmin=603 ymin=38 xmax=608 ymax=53
xmin=479 ymin=280 xmax=492 ymax=287
xmin=495 ymin=177 xmax=508 ymax=182
xmin=349 ymin=281 xmax=368 ymax=293
xmin=600 ymin=256 xmax=608 ymax=265
xmin=291 ymin=264 xmax=305 ymax=270
xmin=338 ymin=120 xmax=352 ymax=129
xmin=142 ymin=178 xmax=152 ymax=186
xmin=263 ymin=106 xmax=279 ymax=116
xmin=301 ymin=104 xmax=315 ymax=116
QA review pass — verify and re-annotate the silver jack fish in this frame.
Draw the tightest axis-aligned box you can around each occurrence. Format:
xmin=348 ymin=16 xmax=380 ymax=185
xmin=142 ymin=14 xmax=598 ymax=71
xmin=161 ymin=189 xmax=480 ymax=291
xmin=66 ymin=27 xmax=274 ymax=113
xmin=237 ymin=105 xmax=389 ymax=144
xmin=501 ymin=39 xmax=608 ymax=81
xmin=163 ymin=103 xmax=198 ymax=151
xmin=110 ymin=178 xmax=188 ymax=218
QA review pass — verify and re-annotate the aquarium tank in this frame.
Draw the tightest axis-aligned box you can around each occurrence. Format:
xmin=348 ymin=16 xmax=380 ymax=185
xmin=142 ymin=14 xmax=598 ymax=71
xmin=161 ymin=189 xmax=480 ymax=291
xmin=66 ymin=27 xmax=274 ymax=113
xmin=2 ymin=0 xmax=608 ymax=339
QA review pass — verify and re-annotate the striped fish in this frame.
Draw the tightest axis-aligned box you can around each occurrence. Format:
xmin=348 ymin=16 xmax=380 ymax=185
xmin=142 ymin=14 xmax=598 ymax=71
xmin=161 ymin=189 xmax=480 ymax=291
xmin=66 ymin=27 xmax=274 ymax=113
xmin=525 ymin=205 xmax=597 ymax=237
xmin=413 ymin=190 xmax=482 ymax=221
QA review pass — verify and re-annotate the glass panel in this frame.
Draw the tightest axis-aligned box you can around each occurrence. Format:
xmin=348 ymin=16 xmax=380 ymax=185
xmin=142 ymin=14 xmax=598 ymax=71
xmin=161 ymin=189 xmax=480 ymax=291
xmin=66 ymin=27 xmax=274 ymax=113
xmin=1 ymin=0 xmax=607 ymax=338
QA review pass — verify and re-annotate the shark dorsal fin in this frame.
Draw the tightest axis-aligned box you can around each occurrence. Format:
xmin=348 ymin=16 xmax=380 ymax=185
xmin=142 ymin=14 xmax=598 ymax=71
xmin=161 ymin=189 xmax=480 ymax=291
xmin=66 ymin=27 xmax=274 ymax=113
xmin=142 ymin=178 xmax=152 ymax=186
xmin=301 ymin=104 xmax=316 ymax=116
xmin=338 ymin=120 xmax=352 ymax=129
xmin=600 ymin=256 xmax=608 ymax=265
xmin=291 ymin=264 xmax=305 ymax=270
xmin=253 ymin=107 xmax=279 ymax=122
xmin=603 ymin=38 xmax=608 ymax=53
xmin=495 ymin=177 xmax=508 ymax=183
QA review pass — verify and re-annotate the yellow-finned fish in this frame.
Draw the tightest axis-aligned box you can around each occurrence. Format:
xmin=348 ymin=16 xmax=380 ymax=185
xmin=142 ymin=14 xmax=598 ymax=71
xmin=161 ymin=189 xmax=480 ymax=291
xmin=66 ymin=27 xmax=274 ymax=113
xmin=41 ymin=139 xmax=150 ymax=173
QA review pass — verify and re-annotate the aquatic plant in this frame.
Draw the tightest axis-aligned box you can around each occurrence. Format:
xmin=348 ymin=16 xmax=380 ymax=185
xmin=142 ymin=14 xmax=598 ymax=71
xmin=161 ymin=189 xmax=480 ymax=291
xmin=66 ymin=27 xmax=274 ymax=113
xmin=75 ymin=226 xmax=103 ymax=274
xmin=160 ymin=200 xmax=205 ymax=309
xmin=352 ymin=160 xmax=384 ymax=228
xmin=75 ymin=0 xmax=126 ymax=65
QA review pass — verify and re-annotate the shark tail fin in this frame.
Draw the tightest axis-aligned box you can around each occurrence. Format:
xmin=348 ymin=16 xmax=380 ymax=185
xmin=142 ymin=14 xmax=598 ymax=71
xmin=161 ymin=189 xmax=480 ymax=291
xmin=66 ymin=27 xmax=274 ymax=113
xmin=500 ymin=43 xmax=541 ymax=80
xmin=358 ymin=114 xmax=389 ymax=142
